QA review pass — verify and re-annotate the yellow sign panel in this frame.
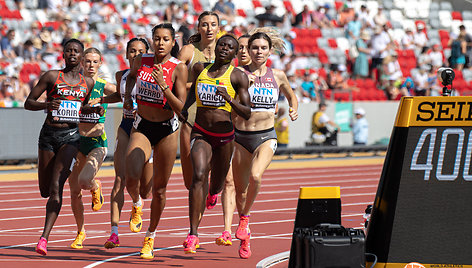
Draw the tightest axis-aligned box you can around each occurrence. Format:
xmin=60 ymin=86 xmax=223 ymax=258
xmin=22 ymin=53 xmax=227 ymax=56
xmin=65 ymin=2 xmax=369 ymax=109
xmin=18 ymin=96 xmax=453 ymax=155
xmin=298 ymin=186 xmax=340 ymax=199
xmin=395 ymin=96 xmax=472 ymax=127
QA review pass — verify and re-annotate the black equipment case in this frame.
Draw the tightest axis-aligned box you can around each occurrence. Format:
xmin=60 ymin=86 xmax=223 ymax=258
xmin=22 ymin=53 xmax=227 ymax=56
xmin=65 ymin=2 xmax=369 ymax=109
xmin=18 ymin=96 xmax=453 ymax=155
xmin=290 ymin=224 xmax=365 ymax=268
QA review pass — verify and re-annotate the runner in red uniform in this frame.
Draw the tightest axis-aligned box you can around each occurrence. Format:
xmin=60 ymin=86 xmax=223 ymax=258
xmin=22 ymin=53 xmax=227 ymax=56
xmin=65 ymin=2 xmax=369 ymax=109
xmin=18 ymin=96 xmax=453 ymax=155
xmin=24 ymin=39 xmax=98 ymax=255
xmin=123 ymin=23 xmax=188 ymax=259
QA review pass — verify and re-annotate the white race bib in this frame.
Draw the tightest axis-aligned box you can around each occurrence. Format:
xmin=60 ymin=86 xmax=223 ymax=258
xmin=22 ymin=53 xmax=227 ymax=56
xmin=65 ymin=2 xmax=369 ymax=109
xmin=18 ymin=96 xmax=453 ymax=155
xmin=51 ymin=100 xmax=81 ymax=123
xmin=197 ymin=83 xmax=226 ymax=107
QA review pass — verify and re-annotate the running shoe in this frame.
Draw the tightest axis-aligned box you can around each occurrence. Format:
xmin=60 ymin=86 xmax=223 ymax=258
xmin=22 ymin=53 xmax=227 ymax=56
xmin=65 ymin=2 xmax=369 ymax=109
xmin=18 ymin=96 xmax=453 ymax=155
xmin=183 ymin=234 xmax=200 ymax=254
xmin=238 ymin=234 xmax=252 ymax=259
xmin=104 ymin=233 xmax=120 ymax=249
xmin=35 ymin=237 xmax=47 ymax=256
xmin=206 ymin=193 xmax=218 ymax=209
xmin=91 ymin=180 xmax=104 ymax=212
xmin=139 ymin=237 xmax=154 ymax=259
xmin=215 ymin=231 xmax=232 ymax=246
xmin=70 ymin=231 xmax=86 ymax=249
xmin=129 ymin=203 xmax=143 ymax=233
xmin=235 ymin=215 xmax=250 ymax=240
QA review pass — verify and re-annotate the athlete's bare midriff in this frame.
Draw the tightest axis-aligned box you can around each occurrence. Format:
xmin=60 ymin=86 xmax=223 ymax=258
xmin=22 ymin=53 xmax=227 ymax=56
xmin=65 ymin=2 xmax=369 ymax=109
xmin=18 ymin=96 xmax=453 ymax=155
xmin=234 ymin=111 xmax=274 ymax=131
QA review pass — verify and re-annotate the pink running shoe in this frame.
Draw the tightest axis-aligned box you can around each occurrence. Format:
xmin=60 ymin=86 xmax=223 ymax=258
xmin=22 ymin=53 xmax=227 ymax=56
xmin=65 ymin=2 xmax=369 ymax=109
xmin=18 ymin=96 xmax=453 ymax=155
xmin=36 ymin=237 xmax=47 ymax=256
xmin=206 ymin=193 xmax=218 ymax=209
xmin=215 ymin=231 xmax=232 ymax=246
xmin=183 ymin=234 xmax=200 ymax=254
xmin=104 ymin=233 xmax=120 ymax=249
xmin=235 ymin=215 xmax=250 ymax=240
xmin=238 ymin=234 xmax=252 ymax=259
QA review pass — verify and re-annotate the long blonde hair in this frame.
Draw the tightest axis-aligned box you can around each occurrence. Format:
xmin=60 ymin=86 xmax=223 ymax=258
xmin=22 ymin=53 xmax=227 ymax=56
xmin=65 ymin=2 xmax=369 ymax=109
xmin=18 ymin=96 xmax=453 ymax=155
xmin=248 ymin=27 xmax=285 ymax=53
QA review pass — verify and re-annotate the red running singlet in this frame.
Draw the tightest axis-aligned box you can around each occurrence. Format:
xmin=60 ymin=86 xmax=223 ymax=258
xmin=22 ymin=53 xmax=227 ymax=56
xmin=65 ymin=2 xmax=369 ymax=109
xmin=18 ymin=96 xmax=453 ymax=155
xmin=135 ymin=54 xmax=181 ymax=109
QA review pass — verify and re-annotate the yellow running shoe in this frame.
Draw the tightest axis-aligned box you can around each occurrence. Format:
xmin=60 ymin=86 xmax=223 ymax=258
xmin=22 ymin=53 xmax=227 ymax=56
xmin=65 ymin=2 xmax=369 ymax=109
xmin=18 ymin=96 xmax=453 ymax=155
xmin=71 ymin=231 xmax=86 ymax=249
xmin=139 ymin=237 xmax=154 ymax=259
xmin=91 ymin=180 xmax=104 ymax=212
xmin=129 ymin=204 xmax=143 ymax=232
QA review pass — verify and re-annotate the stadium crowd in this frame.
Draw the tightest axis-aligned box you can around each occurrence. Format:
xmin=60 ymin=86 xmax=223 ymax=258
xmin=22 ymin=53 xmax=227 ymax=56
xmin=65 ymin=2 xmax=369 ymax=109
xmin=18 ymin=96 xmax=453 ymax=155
xmin=0 ymin=0 xmax=470 ymax=106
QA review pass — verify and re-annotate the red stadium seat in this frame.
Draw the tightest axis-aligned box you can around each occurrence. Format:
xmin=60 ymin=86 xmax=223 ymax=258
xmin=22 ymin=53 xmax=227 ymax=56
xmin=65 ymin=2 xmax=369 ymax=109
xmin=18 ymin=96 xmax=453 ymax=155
xmin=116 ymin=54 xmax=128 ymax=70
xmin=282 ymin=1 xmax=295 ymax=16
xmin=309 ymin=28 xmax=322 ymax=38
xmin=452 ymin=11 xmax=463 ymax=21
xmin=317 ymin=49 xmax=329 ymax=64
xmin=192 ymin=0 xmax=203 ymax=13
xmin=237 ymin=9 xmax=247 ymax=17
xmin=252 ymin=0 xmax=262 ymax=8
xmin=327 ymin=38 xmax=337 ymax=48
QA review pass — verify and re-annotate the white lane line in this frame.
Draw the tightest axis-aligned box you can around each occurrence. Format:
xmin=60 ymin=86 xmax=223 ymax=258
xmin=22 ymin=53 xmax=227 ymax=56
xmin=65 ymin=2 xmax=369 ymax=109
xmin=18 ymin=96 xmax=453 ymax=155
xmin=0 ymin=175 xmax=380 ymax=206
xmin=83 ymin=233 xmax=294 ymax=268
xmin=0 ymin=218 xmax=298 ymax=250
xmin=0 ymin=170 xmax=380 ymax=196
xmin=0 ymin=184 xmax=377 ymax=221
xmin=256 ymin=251 xmax=290 ymax=268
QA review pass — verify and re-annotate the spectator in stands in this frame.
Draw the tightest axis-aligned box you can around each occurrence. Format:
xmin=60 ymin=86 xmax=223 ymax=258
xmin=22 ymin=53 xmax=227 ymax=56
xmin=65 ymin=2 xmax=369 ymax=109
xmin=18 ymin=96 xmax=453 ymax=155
xmin=312 ymin=5 xmax=332 ymax=28
xmin=453 ymin=25 xmax=472 ymax=68
xmin=381 ymin=53 xmax=402 ymax=84
xmin=338 ymin=6 xmax=355 ymax=27
xmin=275 ymin=106 xmax=289 ymax=148
xmin=283 ymin=33 xmax=295 ymax=56
xmin=395 ymin=76 xmax=414 ymax=96
xmin=413 ymin=65 xmax=430 ymax=96
xmin=39 ymin=28 xmax=53 ymax=51
xmin=72 ymin=16 xmax=93 ymax=47
xmin=373 ymin=6 xmax=387 ymax=26
xmin=327 ymin=64 xmax=349 ymax=91
xmin=212 ymin=0 xmax=225 ymax=13
xmin=401 ymin=29 xmax=416 ymax=50
xmin=430 ymin=44 xmax=444 ymax=69
xmin=427 ymin=66 xmax=441 ymax=96
xmin=255 ymin=4 xmax=284 ymax=27
xmin=311 ymin=102 xmax=339 ymax=146
xmin=371 ymin=25 xmax=392 ymax=80
xmin=19 ymin=40 xmax=40 ymax=62
xmin=164 ymin=1 xmax=178 ymax=22
xmin=301 ymin=72 xmax=317 ymax=102
xmin=449 ymin=32 xmax=467 ymax=71
xmin=351 ymin=107 xmax=368 ymax=145
xmin=346 ymin=13 xmax=361 ymax=41
xmin=414 ymin=24 xmax=428 ymax=50
xmin=105 ymin=28 xmax=125 ymax=55
xmin=417 ymin=46 xmax=431 ymax=68
xmin=358 ymin=5 xmax=374 ymax=28
xmin=1 ymin=30 xmax=18 ymax=60
xmin=293 ymin=5 xmax=314 ymax=28
xmin=61 ymin=28 xmax=74 ymax=49
xmin=353 ymin=31 xmax=371 ymax=79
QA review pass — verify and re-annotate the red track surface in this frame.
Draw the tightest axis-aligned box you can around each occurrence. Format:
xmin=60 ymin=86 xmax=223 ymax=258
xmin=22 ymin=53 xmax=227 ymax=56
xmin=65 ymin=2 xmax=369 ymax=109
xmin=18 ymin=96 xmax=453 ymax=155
xmin=0 ymin=163 xmax=382 ymax=267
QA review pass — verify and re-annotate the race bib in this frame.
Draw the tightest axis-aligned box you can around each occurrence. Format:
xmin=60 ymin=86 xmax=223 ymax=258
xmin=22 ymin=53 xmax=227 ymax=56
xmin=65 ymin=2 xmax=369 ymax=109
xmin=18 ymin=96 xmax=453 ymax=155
xmin=197 ymin=83 xmax=226 ymax=107
xmin=51 ymin=100 xmax=81 ymax=123
xmin=136 ymin=68 xmax=165 ymax=105
xmin=249 ymin=86 xmax=277 ymax=110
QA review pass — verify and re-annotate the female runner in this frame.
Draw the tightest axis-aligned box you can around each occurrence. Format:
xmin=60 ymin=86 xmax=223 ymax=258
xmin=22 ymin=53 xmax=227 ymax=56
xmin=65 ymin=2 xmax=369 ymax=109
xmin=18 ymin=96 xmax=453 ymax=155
xmin=232 ymin=29 xmax=298 ymax=259
xmin=180 ymin=34 xmax=251 ymax=254
xmin=178 ymin=11 xmax=219 ymax=198
xmin=96 ymin=38 xmax=154 ymax=249
xmin=123 ymin=23 xmax=187 ymax=259
xmin=216 ymin=34 xmax=251 ymax=247
xmin=68 ymin=47 xmax=116 ymax=249
xmin=24 ymin=39 xmax=96 ymax=255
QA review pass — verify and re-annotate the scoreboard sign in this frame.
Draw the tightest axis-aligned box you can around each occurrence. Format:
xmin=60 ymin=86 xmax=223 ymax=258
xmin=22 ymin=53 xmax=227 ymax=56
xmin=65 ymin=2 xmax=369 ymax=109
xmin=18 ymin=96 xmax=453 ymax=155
xmin=366 ymin=97 xmax=472 ymax=267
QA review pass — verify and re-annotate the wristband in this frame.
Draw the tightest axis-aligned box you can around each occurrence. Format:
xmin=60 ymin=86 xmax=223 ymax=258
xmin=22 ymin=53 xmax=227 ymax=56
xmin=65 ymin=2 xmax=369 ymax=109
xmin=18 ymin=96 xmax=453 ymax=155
xmin=162 ymin=85 xmax=169 ymax=92
xmin=228 ymin=96 xmax=233 ymax=104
